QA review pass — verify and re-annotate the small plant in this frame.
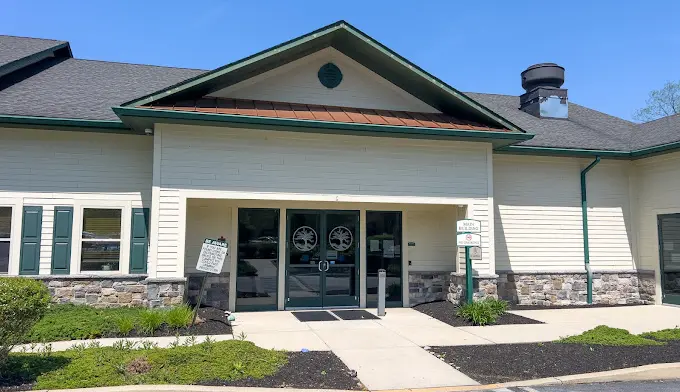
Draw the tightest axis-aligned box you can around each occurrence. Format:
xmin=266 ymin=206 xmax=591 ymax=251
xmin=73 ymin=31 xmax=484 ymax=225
xmin=231 ymin=361 xmax=245 ymax=376
xmin=116 ymin=316 xmax=135 ymax=336
xmin=138 ymin=309 xmax=165 ymax=335
xmin=140 ymin=340 xmax=159 ymax=350
xmin=87 ymin=340 xmax=101 ymax=349
xmin=166 ymin=304 xmax=194 ymax=329
xmin=456 ymin=298 xmax=509 ymax=326
xmin=183 ymin=335 xmax=197 ymax=347
xmin=236 ymin=331 xmax=248 ymax=341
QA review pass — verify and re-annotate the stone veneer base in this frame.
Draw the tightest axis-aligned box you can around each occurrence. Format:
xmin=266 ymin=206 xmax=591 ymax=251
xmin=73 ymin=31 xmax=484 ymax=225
xmin=187 ymin=272 xmax=230 ymax=310
xmin=408 ymin=271 xmax=451 ymax=306
xmin=497 ymin=270 xmax=656 ymax=306
xmin=28 ymin=275 xmax=186 ymax=308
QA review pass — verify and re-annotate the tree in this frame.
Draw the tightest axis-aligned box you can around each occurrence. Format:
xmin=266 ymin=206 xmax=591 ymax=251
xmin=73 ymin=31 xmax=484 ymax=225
xmin=633 ymin=81 xmax=680 ymax=122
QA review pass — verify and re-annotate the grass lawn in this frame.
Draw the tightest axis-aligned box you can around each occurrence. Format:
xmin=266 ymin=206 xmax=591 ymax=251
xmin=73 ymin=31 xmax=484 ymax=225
xmin=1 ymin=340 xmax=287 ymax=389
xmin=557 ymin=325 xmax=665 ymax=346
xmin=640 ymin=328 xmax=680 ymax=341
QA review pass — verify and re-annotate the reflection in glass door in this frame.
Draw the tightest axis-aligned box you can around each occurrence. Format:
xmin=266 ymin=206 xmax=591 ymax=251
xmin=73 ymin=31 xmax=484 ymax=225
xmin=286 ymin=210 xmax=359 ymax=308
xmin=659 ymin=214 xmax=680 ymax=305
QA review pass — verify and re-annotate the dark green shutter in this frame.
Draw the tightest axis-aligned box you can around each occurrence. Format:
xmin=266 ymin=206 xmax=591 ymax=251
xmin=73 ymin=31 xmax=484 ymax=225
xmin=19 ymin=206 xmax=43 ymax=275
xmin=129 ymin=208 xmax=150 ymax=274
xmin=51 ymin=206 xmax=73 ymax=274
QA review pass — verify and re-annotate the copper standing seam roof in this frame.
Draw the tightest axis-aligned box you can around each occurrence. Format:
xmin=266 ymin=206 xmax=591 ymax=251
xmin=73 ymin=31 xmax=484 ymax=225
xmin=143 ymin=98 xmax=510 ymax=132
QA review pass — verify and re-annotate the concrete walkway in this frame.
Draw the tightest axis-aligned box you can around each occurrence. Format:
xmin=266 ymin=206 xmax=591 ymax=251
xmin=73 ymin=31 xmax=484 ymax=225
xmin=231 ymin=308 xmax=479 ymax=390
xmin=14 ymin=305 xmax=680 ymax=390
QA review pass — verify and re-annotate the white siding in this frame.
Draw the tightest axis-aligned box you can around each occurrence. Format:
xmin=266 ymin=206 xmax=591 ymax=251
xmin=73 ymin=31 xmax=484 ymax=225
xmin=633 ymin=152 xmax=680 ymax=272
xmin=155 ymin=124 xmax=492 ymax=278
xmin=184 ymin=199 xmax=233 ymax=273
xmin=407 ymin=206 xmax=458 ymax=272
xmin=494 ymin=155 xmax=634 ymax=272
xmin=0 ymin=128 xmax=152 ymax=275
xmin=209 ymin=48 xmax=439 ymax=113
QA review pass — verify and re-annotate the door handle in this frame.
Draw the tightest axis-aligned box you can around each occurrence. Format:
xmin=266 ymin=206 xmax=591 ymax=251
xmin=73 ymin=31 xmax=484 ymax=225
xmin=324 ymin=261 xmax=330 ymax=272
xmin=318 ymin=261 xmax=324 ymax=271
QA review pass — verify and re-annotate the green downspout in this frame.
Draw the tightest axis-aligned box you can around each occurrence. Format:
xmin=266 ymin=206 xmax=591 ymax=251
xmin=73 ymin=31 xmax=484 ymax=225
xmin=581 ymin=156 xmax=601 ymax=304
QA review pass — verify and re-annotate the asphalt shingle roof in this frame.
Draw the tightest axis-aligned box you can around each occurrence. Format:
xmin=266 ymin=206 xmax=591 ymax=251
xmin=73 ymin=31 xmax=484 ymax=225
xmin=0 ymin=35 xmax=678 ymax=151
xmin=0 ymin=35 xmax=66 ymax=68
xmin=0 ymin=58 xmax=204 ymax=120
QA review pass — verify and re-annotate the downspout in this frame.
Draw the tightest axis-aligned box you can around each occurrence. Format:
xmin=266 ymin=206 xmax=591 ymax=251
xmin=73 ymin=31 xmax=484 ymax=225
xmin=581 ymin=156 xmax=601 ymax=304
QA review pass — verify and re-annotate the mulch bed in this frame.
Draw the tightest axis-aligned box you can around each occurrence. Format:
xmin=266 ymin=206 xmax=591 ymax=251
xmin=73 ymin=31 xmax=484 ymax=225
xmin=0 ymin=352 xmax=364 ymax=391
xmin=206 ymin=351 xmax=365 ymax=390
xmin=509 ymin=303 xmax=643 ymax=311
xmin=413 ymin=301 xmax=542 ymax=327
xmin=106 ymin=307 xmax=232 ymax=338
xmin=428 ymin=341 xmax=680 ymax=384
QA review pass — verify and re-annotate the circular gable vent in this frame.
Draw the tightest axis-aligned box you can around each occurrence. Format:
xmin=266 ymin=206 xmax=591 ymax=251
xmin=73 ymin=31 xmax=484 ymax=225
xmin=318 ymin=63 xmax=343 ymax=89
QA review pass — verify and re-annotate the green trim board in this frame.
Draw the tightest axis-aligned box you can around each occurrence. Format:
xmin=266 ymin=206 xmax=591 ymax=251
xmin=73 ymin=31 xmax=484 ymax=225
xmin=120 ymin=21 xmax=525 ymax=134
xmin=0 ymin=114 xmax=137 ymax=134
xmin=51 ymin=206 xmax=73 ymax=275
xmin=0 ymin=42 xmax=71 ymax=78
xmin=113 ymin=106 xmax=534 ymax=148
xmin=499 ymin=144 xmax=680 ymax=160
xmin=19 ymin=206 xmax=42 ymax=275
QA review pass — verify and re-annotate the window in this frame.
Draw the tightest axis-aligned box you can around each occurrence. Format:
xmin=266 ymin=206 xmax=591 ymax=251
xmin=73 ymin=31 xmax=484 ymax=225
xmin=0 ymin=207 xmax=11 ymax=274
xmin=236 ymin=208 xmax=279 ymax=311
xmin=366 ymin=211 xmax=402 ymax=307
xmin=81 ymin=208 xmax=122 ymax=272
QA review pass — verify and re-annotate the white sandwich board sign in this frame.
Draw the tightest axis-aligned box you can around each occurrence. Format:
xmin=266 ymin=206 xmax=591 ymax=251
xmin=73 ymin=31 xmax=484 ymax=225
xmin=456 ymin=219 xmax=481 ymax=233
xmin=456 ymin=233 xmax=482 ymax=247
xmin=196 ymin=238 xmax=229 ymax=274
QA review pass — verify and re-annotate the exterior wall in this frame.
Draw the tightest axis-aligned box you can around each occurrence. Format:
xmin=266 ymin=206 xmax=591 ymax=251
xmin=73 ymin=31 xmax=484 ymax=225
xmin=154 ymin=124 xmax=494 ymax=281
xmin=493 ymin=155 xmax=635 ymax=272
xmin=406 ymin=206 xmax=459 ymax=272
xmin=209 ymin=48 xmax=439 ymax=113
xmin=632 ymin=151 xmax=680 ymax=303
xmin=0 ymin=128 xmax=152 ymax=276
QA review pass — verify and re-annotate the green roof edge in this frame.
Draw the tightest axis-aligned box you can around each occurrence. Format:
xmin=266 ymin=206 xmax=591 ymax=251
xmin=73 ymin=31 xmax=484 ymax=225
xmin=113 ymin=106 xmax=533 ymax=145
xmin=0 ymin=42 xmax=72 ymax=78
xmin=499 ymin=143 xmax=680 ymax=160
xmin=0 ymin=114 xmax=137 ymax=134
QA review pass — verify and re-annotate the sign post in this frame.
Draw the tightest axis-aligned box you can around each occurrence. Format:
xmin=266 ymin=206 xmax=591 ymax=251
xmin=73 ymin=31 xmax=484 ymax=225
xmin=192 ymin=237 xmax=229 ymax=325
xmin=456 ymin=219 xmax=481 ymax=304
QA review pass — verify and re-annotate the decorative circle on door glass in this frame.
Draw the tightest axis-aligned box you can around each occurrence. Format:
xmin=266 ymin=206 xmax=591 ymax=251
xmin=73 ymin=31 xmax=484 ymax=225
xmin=329 ymin=226 xmax=353 ymax=251
xmin=293 ymin=226 xmax=318 ymax=252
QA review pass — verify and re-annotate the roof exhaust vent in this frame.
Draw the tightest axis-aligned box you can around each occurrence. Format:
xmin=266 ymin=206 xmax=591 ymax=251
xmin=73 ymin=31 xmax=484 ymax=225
xmin=519 ymin=63 xmax=568 ymax=119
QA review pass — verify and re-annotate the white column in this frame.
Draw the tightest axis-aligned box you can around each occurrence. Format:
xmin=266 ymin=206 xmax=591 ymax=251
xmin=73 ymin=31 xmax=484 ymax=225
xmin=229 ymin=204 xmax=238 ymax=311
xmin=402 ymin=208 xmax=409 ymax=307
xmin=277 ymin=208 xmax=287 ymax=310
xmin=147 ymin=128 xmax=162 ymax=279
xmin=359 ymin=209 xmax=367 ymax=308
xmin=486 ymin=145 xmax=496 ymax=275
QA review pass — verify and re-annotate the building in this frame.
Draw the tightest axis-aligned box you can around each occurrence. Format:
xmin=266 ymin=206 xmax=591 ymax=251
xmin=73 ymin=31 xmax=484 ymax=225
xmin=0 ymin=21 xmax=678 ymax=310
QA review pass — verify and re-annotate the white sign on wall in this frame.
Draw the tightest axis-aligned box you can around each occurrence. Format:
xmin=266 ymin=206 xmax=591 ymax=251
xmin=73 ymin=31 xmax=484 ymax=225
xmin=457 ymin=233 xmax=482 ymax=247
xmin=196 ymin=238 xmax=229 ymax=274
xmin=469 ymin=246 xmax=483 ymax=260
xmin=456 ymin=219 xmax=481 ymax=233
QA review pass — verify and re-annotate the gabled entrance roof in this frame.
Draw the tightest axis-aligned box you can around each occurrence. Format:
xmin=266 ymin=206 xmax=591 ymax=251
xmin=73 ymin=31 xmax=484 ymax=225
xmin=121 ymin=20 xmax=525 ymax=135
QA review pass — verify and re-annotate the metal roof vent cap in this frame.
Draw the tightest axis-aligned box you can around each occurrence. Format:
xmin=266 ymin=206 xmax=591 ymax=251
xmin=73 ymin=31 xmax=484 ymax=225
xmin=519 ymin=63 xmax=568 ymax=119
xmin=521 ymin=63 xmax=565 ymax=92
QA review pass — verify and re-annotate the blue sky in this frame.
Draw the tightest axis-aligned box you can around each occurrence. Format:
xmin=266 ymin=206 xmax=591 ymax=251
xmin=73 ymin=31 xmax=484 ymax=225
xmin=3 ymin=0 xmax=679 ymax=121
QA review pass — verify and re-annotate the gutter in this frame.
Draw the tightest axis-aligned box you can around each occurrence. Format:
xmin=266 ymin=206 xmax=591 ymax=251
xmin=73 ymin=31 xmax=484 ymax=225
xmin=581 ymin=156 xmax=600 ymax=304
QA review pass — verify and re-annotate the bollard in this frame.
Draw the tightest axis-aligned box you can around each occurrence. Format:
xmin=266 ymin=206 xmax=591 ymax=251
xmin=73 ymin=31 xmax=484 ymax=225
xmin=377 ymin=269 xmax=386 ymax=316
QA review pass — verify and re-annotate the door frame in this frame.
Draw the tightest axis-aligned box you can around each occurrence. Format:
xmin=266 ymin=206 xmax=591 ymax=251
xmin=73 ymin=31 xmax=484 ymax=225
xmin=658 ymin=213 xmax=680 ymax=305
xmin=285 ymin=209 xmax=360 ymax=309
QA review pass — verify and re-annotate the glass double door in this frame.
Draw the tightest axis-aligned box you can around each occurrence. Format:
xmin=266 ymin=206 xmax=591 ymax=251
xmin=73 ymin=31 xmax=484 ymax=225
xmin=286 ymin=210 xmax=359 ymax=308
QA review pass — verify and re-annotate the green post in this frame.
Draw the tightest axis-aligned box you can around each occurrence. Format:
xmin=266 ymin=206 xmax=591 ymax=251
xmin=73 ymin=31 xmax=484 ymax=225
xmin=465 ymin=246 xmax=473 ymax=303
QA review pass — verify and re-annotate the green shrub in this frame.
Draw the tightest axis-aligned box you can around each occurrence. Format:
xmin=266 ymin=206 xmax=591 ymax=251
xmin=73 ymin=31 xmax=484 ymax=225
xmin=166 ymin=304 xmax=194 ymax=329
xmin=0 ymin=278 xmax=51 ymax=365
xmin=558 ymin=325 xmax=664 ymax=346
xmin=25 ymin=304 xmax=142 ymax=343
xmin=138 ymin=310 xmax=165 ymax=334
xmin=456 ymin=301 xmax=498 ymax=326
xmin=116 ymin=316 xmax=135 ymax=336
xmin=640 ymin=328 xmax=680 ymax=341
xmin=456 ymin=298 xmax=508 ymax=326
